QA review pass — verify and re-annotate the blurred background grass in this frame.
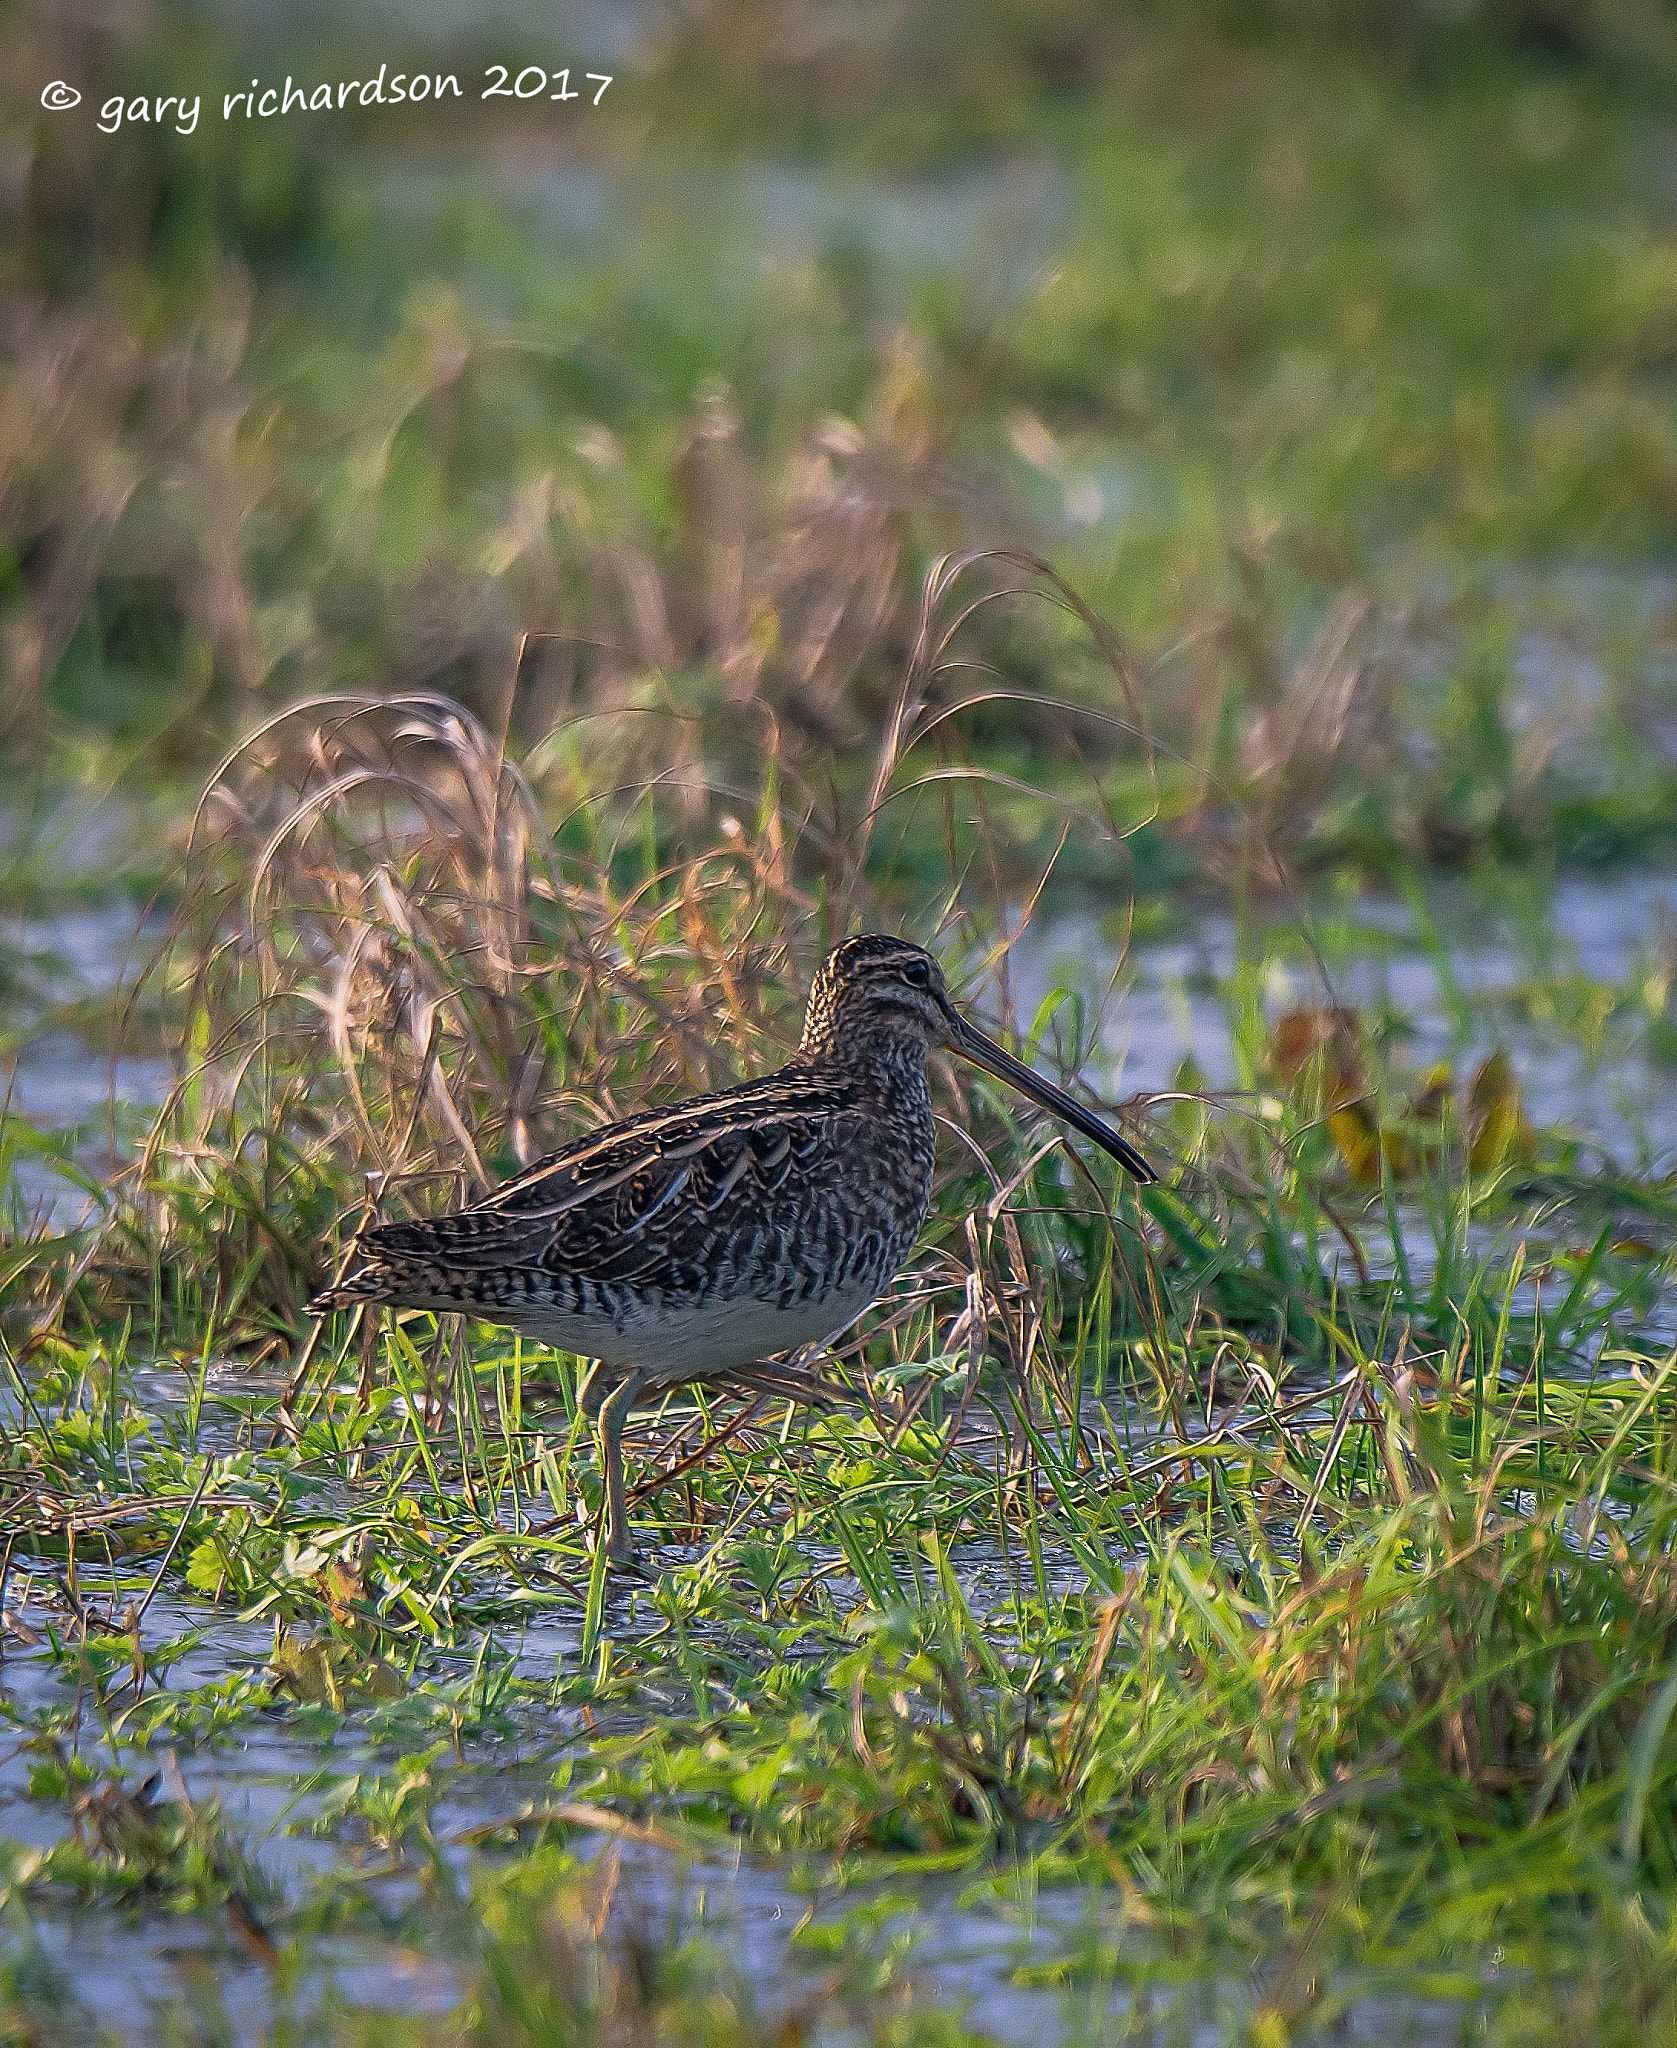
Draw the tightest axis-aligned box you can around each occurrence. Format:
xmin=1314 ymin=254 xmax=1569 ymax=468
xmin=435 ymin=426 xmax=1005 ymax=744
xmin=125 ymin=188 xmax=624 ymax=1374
xmin=6 ymin=0 xmax=1677 ymax=899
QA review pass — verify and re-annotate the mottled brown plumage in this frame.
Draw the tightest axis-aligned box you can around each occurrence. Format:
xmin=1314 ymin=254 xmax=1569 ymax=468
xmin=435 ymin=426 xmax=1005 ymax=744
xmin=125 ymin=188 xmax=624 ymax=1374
xmin=312 ymin=934 xmax=1155 ymax=1560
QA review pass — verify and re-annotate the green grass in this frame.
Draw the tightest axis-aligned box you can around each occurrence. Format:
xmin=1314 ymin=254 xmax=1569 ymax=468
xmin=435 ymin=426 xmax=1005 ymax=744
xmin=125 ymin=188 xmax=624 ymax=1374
xmin=4 ymin=1142 xmax=1677 ymax=2039
xmin=4 ymin=690 xmax=1677 ymax=2039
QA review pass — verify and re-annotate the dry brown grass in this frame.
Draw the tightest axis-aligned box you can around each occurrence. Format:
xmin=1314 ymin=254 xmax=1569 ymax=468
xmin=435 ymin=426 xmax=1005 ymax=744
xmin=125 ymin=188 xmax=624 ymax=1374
xmin=0 ymin=284 xmax=267 ymax=748
xmin=4 ymin=551 xmax=1155 ymax=1346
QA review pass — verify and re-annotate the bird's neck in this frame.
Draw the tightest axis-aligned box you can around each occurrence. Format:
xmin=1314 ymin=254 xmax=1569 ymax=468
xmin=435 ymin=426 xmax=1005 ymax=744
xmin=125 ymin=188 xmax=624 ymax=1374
xmin=802 ymin=1025 xmax=933 ymax=1116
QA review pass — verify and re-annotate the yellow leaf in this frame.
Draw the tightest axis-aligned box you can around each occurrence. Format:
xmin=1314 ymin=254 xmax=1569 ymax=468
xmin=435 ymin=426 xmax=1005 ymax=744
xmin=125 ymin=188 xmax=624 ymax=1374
xmin=1272 ymin=1006 xmax=1364 ymax=1105
xmin=1467 ymin=1051 xmax=1534 ymax=1172
xmin=270 ymin=1635 xmax=342 ymax=1709
xmin=1328 ymin=1101 xmax=1382 ymax=1183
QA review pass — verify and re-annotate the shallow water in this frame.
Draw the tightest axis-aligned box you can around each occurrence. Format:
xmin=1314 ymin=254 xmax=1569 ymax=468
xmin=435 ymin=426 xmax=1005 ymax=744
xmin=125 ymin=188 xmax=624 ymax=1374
xmin=0 ymin=1559 xmax=1463 ymax=2046
xmin=997 ymin=870 xmax=1677 ymax=1178
xmin=4 ymin=876 xmax=1674 ymax=2034
xmin=1 ymin=901 xmax=171 ymax=1223
xmin=10 ymin=869 xmax=1676 ymax=1228
xmin=0 ymin=1357 xmax=1448 ymax=2041
xmin=0 ymin=1539 xmax=1089 ymax=2043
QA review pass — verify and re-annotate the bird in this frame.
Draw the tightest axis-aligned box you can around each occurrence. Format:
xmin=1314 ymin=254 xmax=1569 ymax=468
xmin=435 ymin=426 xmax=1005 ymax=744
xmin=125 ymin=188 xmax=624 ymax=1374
xmin=310 ymin=934 xmax=1156 ymax=1562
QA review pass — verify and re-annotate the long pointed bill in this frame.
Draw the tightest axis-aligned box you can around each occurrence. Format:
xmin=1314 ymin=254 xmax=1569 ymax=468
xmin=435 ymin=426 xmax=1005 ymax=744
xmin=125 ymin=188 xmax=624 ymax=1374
xmin=949 ymin=1015 xmax=1158 ymax=1183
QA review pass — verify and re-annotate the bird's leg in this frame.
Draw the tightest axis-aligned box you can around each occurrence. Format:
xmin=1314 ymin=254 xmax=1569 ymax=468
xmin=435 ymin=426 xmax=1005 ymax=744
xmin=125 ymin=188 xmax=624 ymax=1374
xmin=596 ymin=1370 xmax=647 ymax=1565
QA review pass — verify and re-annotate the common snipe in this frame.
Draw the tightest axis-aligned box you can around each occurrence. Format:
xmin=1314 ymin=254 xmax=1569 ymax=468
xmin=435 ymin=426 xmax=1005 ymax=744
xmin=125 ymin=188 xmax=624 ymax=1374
xmin=311 ymin=935 xmax=1156 ymax=1561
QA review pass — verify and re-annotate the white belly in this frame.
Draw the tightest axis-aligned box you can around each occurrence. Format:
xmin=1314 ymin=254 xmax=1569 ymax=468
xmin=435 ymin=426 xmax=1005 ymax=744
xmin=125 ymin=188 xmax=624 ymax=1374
xmin=506 ymin=1276 xmax=882 ymax=1376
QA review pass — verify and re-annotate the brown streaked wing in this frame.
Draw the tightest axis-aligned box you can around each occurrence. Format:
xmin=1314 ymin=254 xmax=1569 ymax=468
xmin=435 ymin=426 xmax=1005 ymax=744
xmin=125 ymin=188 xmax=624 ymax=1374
xmin=357 ymin=1067 xmax=867 ymax=1285
xmin=535 ymin=1099 xmax=870 ymax=1289
xmin=480 ymin=1068 xmax=860 ymax=1214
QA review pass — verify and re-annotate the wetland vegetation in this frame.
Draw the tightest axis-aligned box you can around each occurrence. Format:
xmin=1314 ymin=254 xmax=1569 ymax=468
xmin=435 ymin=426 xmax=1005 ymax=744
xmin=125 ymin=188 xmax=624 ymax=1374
xmin=5 ymin=2 xmax=1677 ymax=2039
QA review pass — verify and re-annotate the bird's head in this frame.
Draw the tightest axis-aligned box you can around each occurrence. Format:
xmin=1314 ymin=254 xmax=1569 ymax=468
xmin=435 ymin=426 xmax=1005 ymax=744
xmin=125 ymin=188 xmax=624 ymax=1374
xmin=800 ymin=934 xmax=951 ymax=1055
xmin=799 ymin=933 xmax=1156 ymax=1181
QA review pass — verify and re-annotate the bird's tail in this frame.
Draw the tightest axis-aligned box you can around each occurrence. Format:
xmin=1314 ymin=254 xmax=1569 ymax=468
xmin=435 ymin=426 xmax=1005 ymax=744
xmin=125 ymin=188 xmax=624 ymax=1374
xmin=307 ymin=1219 xmax=438 ymax=1316
xmin=308 ymin=1256 xmax=395 ymax=1317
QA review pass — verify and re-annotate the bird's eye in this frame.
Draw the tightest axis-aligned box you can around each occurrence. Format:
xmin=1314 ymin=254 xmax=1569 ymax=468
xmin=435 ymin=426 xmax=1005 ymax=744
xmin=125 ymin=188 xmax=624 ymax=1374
xmin=901 ymin=959 xmax=931 ymax=989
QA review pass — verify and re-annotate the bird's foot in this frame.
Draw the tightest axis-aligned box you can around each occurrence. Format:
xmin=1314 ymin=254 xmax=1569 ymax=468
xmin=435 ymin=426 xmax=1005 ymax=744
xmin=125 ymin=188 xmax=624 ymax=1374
xmin=587 ymin=1515 xmax=645 ymax=1575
